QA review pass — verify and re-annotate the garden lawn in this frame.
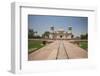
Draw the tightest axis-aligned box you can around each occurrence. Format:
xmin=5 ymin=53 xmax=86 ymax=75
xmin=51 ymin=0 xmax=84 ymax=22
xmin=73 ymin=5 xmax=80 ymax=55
xmin=28 ymin=40 xmax=44 ymax=53
xmin=79 ymin=41 xmax=88 ymax=50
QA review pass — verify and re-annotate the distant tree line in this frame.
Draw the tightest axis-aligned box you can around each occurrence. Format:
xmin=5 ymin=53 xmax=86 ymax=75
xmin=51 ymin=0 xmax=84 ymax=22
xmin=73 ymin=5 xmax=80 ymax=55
xmin=28 ymin=29 xmax=50 ymax=39
xmin=28 ymin=29 xmax=34 ymax=38
xmin=80 ymin=33 xmax=88 ymax=39
xmin=28 ymin=29 xmax=41 ymax=39
xmin=74 ymin=33 xmax=88 ymax=40
xmin=42 ymin=31 xmax=50 ymax=38
xmin=28 ymin=28 xmax=88 ymax=40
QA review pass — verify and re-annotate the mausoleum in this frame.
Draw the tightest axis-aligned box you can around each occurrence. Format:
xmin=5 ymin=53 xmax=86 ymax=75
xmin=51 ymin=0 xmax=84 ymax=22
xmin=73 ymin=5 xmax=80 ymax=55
xmin=49 ymin=26 xmax=73 ymax=39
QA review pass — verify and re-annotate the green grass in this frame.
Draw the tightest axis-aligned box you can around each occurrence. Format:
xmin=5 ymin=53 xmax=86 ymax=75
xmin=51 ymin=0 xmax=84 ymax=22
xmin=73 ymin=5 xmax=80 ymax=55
xmin=79 ymin=42 xmax=88 ymax=50
xmin=28 ymin=40 xmax=44 ymax=53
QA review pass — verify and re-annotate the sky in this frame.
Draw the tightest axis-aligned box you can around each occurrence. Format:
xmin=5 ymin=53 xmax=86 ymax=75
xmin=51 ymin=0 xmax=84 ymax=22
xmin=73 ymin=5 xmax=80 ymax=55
xmin=28 ymin=15 xmax=88 ymax=37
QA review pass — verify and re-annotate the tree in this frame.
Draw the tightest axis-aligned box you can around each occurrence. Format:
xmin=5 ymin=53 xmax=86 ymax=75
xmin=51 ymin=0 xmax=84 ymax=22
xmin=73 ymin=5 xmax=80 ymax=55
xmin=28 ymin=28 xmax=39 ymax=38
xmin=28 ymin=29 xmax=34 ymax=38
xmin=42 ymin=31 xmax=50 ymax=38
xmin=80 ymin=33 xmax=88 ymax=39
xmin=71 ymin=34 xmax=74 ymax=39
xmin=85 ymin=33 xmax=88 ymax=39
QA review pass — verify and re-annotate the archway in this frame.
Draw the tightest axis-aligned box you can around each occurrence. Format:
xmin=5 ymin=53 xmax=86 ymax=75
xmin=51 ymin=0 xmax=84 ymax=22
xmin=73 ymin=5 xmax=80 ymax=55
xmin=60 ymin=35 xmax=62 ymax=38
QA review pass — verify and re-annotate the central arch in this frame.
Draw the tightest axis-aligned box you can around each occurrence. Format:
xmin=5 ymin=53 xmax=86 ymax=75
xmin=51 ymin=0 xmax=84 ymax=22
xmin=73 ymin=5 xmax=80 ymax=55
xmin=60 ymin=35 xmax=62 ymax=38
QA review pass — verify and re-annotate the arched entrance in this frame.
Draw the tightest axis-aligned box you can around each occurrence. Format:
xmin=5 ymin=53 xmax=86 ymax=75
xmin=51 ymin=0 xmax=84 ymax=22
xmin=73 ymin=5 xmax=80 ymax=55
xmin=60 ymin=35 xmax=62 ymax=38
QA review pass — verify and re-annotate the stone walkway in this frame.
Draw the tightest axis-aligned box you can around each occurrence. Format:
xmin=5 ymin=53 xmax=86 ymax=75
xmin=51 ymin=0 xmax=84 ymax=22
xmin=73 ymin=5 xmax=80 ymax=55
xmin=63 ymin=40 xmax=88 ymax=59
xmin=28 ymin=40 xmax=88 ymax=60
xmin=56 ymin=40 xmax=69 ymax=59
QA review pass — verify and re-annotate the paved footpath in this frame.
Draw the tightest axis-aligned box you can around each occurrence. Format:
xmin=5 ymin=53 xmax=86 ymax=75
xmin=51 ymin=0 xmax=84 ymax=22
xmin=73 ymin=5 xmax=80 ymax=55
xmin=28 ymin=40 xmax=88 ymax=60
xmin=57 ymin=40 xmax=68 ymax=59
xmin=28 ymin=40 xmax=59 ymax=60
xmin=63 ymin=40 xmax=87 ymax=59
